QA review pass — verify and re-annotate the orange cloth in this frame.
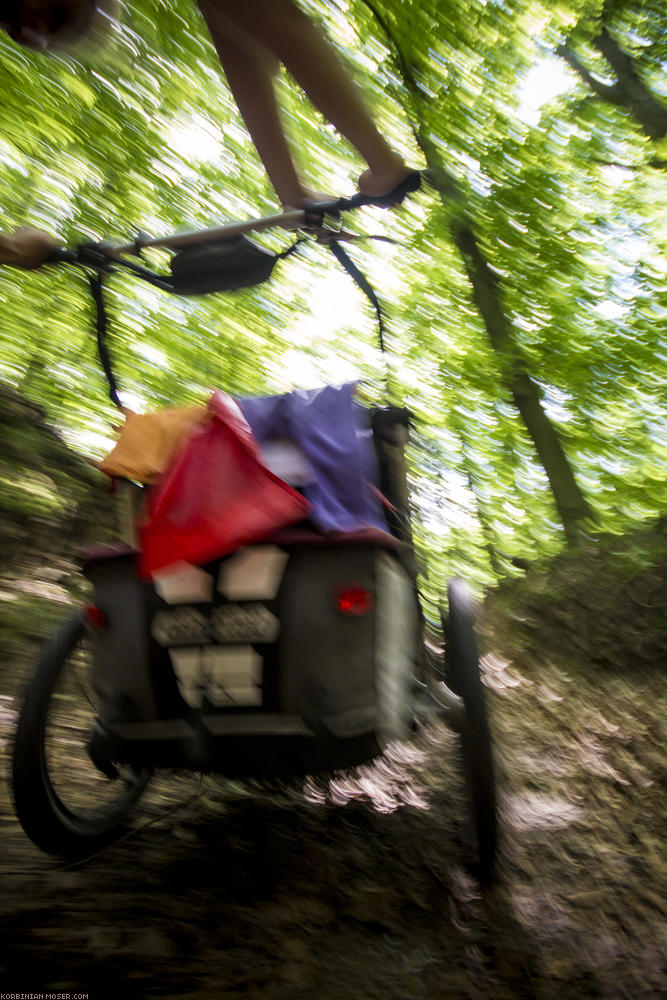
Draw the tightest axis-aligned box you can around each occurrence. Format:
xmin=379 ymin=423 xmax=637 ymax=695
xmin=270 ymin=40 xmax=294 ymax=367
xmin=98 ymin=405 xmax=208 ymax=484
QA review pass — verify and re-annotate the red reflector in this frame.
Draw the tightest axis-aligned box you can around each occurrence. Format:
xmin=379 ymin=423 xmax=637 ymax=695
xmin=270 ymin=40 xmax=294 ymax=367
xmin=85 ymin=605 xmax=107 ymax=629
xmin=336 ymin=587 xmax=373 ymax=616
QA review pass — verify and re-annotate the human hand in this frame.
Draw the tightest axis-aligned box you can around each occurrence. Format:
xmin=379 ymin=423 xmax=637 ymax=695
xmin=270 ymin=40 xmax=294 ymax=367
xmin=0 ymin=228 xmax=60 ymax=268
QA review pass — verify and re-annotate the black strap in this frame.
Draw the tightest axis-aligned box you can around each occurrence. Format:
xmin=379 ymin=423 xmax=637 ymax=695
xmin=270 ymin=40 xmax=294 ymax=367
xmin=277 ymin=237 xmax=307 ymax=261
xmin=83 ymin=233 xmax=387 ymax=409
xmin=88 ymin=272 xmax=123 ymax=410
xmin=327 ymin=240 xmax=386 ymax=353
xmin=100 ymin=252 xmax=174 ymax=292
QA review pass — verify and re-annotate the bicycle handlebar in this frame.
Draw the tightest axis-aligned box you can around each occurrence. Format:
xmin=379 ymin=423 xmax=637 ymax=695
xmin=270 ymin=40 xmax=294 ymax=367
xmin=35 ymin=175 xmax=423 ymax=406
xmin=46 ymin=201 xmax=338 ymax=267
xmin=44 ymin=170 xmax=422 ymax=266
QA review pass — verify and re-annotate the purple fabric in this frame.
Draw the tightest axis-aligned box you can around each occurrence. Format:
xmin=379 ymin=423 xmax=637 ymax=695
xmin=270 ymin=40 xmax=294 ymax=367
xmin=238 ymin=383 xmax=387 ymax=534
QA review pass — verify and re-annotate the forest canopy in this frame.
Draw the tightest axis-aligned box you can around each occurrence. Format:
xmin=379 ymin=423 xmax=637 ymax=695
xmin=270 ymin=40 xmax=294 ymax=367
xmin=0 ymin=0 xmax=665 ymax=591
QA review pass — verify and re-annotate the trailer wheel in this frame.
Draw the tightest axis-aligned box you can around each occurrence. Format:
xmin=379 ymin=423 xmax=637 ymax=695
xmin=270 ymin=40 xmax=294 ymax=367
xmin=444 ymin=579 xmax=497 ymax=883
xmin=12 ymin=613 xmax=151 ymax=857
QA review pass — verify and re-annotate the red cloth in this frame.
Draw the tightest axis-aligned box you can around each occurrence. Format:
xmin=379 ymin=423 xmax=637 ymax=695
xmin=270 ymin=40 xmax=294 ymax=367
xmin=140 ymin=391 xmax=309 ymax=576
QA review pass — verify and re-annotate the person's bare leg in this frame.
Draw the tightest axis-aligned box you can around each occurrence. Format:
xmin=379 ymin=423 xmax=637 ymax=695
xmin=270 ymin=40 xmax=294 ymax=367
xmin=199 ymin=1 xmax=307 ymax=206
xmin=207 ymin=0 xmax=410 ymax=196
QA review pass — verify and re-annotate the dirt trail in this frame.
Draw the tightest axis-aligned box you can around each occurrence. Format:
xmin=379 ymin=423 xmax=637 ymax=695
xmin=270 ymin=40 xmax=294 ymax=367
xmin=2 ymin=384 xmax=665 ymax=997
xmin=1 ymin=634 xmax=665 ymax=999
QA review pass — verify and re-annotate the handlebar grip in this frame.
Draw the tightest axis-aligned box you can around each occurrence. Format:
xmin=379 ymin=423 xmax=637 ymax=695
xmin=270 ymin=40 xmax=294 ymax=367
xmin=47 ymin=242 xmax=117 ymax=270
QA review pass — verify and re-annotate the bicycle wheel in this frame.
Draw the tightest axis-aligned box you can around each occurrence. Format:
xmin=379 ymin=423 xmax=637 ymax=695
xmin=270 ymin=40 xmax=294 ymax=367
xmin=12 ymin=612 xmax=151 ymax=857
xmin=444 ymin=578 xmax=497 ymax=883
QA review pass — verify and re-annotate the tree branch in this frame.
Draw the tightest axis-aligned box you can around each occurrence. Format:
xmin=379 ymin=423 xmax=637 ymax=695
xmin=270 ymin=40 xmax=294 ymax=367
xmin=556 ymin=42 xmax=622 ymax=102
xmin=594 ymin=27 xmax=667 ymax=140
xmin=595 ymin=26 xmax=639 ymax=86
xmin=557 ymin=26 xmax=667 ymax=142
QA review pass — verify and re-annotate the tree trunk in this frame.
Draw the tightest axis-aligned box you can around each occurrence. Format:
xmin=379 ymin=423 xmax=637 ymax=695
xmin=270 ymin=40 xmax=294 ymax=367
xmin=451 ymin=218 xmax=594 ymax=534
xmin=558 ymin=27 xmax=667 ymax=144
xmin=359 ymin=0 xmax=594 ymax=536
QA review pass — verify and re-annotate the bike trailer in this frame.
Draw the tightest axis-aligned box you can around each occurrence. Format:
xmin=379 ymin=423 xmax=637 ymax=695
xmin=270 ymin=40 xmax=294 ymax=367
xmin=84 ymin=533 xmax=418 ymax=775
xmin=83 ymin=386 xmax=421 ymax=776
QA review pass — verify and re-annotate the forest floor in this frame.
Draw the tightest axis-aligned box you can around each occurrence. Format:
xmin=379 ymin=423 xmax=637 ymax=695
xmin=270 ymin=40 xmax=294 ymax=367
xmin=0 ymin=546 xmax=665 ymax=1000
